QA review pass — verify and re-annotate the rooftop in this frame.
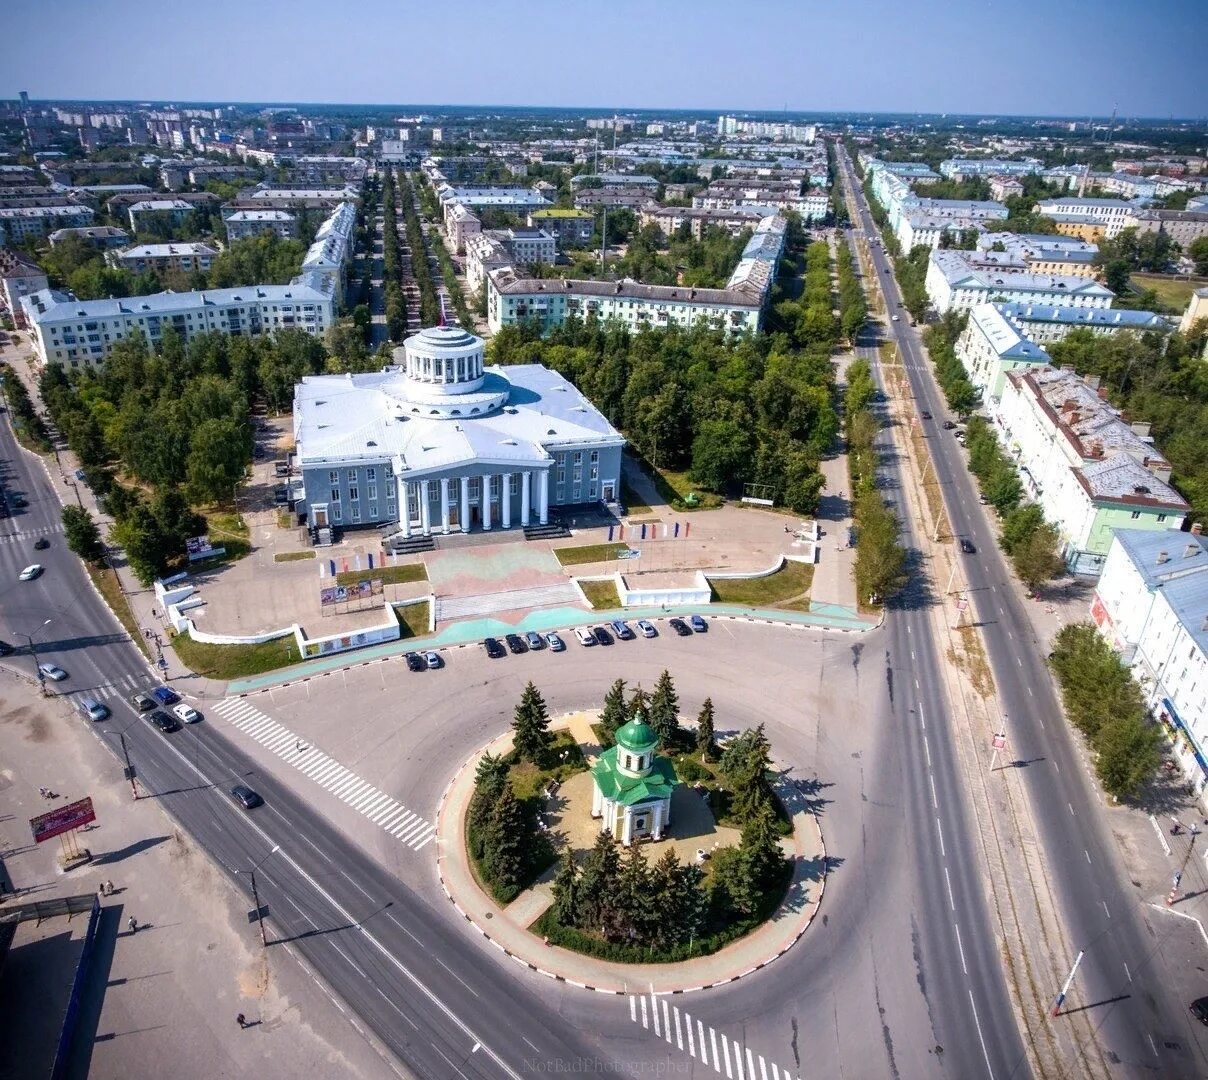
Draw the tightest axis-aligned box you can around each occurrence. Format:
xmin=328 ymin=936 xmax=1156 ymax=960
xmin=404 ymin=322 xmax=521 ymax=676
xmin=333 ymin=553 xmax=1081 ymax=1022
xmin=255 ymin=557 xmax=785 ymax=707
xmin=998 ymin=303 xmax=1174 ymax=332
xmin=968 ymin=303 xmax=1051 ymax=362
xmin=1111 ymin=528 xmax=1208 ymax=591
xmin=115 ymin=243 xmax=219 ymax=259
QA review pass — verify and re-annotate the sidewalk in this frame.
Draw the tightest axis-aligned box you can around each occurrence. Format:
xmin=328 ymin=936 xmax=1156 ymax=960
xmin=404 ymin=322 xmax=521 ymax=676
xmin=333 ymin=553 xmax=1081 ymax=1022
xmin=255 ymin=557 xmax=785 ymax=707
xmin=434 ymin=716 xmax=826 ymax=995
xmin=0 ymin=669 xmax=401 ymax=1080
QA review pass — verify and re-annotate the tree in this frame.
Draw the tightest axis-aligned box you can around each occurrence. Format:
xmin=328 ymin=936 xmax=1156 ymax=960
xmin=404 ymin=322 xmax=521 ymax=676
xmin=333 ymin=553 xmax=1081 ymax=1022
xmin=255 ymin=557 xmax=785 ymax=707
xmin=1000 ymin=504 xmax=1045 ymax=555
xmin=689 ymin=418 xmax=753 ymax=493
xmin=627 ymin=686 xmax=649 ymax=722
xmin=550 ymin=850 xmax=579 ymax=926
xmin=1011 ymin=522 xmax=1065 ymax=591
xmin=576 ymin=831 xmax=621 ymax=930
xmin=648 ymin=670 xmax=680 ymax=747
xmin=61 ymin=505 xmax=105 ymax=562
xmin=1095 ymin=714 xmax=1163 ymax=802
xmin=615 ymin=842 xmax=653 ymax=942
xmin=696 ymin=698 xmax=717 ymax=761
xmin=468 ymin=752 xmax=509 ymax=847
xmin=511 ymin=681 xmax=551 ymax=765
xmin=599 ymin=678 xmax=627 ymax=746
xmin=480 ymin=784 xmax=526 ymax=895
xmin=740 ymin=798 xmax=786 ymax=890
xmin=710 ymin=845 xmax=758 ymax=917
xmin=186 ymin=417 xmax=248 ymax=504
xmin=1190 ymin=236 xmax=1208 ymax=276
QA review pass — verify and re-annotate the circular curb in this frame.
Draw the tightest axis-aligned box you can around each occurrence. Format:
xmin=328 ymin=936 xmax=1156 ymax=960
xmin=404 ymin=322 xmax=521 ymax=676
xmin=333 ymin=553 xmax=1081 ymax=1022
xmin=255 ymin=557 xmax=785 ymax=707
xmin=433 ymin=723 xmax=828 ymax=996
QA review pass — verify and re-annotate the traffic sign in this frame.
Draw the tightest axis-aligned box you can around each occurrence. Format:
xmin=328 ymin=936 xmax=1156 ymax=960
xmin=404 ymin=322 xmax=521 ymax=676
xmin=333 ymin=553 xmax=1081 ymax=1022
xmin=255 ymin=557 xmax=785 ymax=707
xmin=991 ymin=732 xmax=1007 ymax=750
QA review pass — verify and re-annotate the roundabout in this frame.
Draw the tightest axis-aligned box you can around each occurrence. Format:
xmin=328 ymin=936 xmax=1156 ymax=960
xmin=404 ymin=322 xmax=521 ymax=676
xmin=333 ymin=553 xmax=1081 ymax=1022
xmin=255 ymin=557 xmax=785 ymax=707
xmin=435 ymin=707 xmax=828 ymax=994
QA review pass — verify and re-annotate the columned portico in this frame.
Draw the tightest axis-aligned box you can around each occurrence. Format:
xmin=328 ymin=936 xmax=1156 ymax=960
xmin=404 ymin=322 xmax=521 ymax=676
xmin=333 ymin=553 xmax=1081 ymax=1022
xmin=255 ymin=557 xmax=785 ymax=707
xmin=482 ymin=476 xmax=492 ymax=530
xmin=420 ymin=479 xmax=432 ymax=536
xmin=502 ymin=473 xmax=512 ymax=529
xmin=440 ymin=477 xmax=451 ymax=534
xmin=521 ymin=470 xmax=531 ymax=527
xmin=399 ymin=478 xmax=412 ymax=538
xmin=460 ymin=476 xmax=470 ymax=533
xmin=538 ymin=469 xmax=549 ymax=526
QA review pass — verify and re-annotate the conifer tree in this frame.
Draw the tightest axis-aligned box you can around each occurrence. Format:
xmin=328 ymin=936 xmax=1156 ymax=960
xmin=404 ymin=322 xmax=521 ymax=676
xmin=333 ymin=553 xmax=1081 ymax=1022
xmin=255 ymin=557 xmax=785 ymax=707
xmin=695 ymin=697 xmax=717 ymax=761
xmin=550 ymin=850 xmax=579 ymax=926
xmin=649 ymin=669 xmax=681 ymax=747
xmin=628 ymin=686 xmax=649 ymax=723
xmin=599 ymin=678 xmax=628 ymax=746
xmin=481 ymin=783 xmax=527 ymax=894
xmin=511 ymin=681 xmax=551 ymax=765
xmin=577 ymin=830 xmax=621 ymax=930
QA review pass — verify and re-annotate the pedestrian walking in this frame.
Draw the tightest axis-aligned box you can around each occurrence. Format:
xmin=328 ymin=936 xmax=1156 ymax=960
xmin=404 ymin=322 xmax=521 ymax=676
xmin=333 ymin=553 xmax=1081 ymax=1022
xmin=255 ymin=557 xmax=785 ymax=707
xmin=104 ymin=880 xmax=114 ymax=896
xmin=98 ymin=884 xmax=106 ymax=901
xmin=127 ymin=916 xmax=138 ymax=934
xmin=236 ymin=1013 xmax=247 ymax=1029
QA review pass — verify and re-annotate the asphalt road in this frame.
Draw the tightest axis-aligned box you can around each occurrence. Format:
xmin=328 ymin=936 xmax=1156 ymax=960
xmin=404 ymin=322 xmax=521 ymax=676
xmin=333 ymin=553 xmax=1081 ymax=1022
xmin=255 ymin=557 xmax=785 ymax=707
xmin=838 ymin=145 xmax=1208 ymax=1077
xmin=0 ymin=415 xmax=640 ymax=1079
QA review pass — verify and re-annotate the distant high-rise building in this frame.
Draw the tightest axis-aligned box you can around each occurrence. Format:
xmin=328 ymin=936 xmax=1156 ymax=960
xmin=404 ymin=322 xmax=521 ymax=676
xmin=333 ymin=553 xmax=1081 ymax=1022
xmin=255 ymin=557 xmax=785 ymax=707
xmin=18 ymin=91 xmax=29 ymax=110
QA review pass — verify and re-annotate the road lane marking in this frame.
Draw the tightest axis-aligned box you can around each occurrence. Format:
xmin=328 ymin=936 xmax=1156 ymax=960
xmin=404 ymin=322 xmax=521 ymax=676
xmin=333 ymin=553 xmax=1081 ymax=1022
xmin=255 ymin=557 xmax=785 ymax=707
xmin=954 ymin=922 xmax=968 ymax=974
xmin=930 ymin=775 xmax=938 ymax=809
xmin=674 ymin=1005 xmax=683 ymax=1049
xmin=968 ymin=991 xmax=995 ymax=1080
xmin=1069 ymin=802 xmax=1075 ymax=816
xmin=1124 ymin=962 xmax=1132 ymax=982
xmin=944 ymin=866 xmax=956 ymax=911
xmin=1102 ymin=900 xmax=1111 ymax=919
xmin=935 ymin=817 xmax=946 ymax=857
xmin=630 ymin=996 xmax=637 ymax=1022
xmin=1149 ymin=814 xmax=1172 ymax=856
xmin=923 ymin=735 xmax=932 ymax=768
xmin=1084 ymin=850 xmax=1091 ymax=864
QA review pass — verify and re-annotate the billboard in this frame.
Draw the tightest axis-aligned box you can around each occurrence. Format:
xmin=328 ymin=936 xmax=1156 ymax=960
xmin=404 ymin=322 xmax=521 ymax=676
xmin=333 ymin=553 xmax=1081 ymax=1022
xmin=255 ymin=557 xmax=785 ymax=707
xmin=30 ymin=796 xmax=96 ymax=844
xmin=319 ymin=578 xmax=383 ymax=608
xmin=186 ymin=535 xmax=226 ymax=561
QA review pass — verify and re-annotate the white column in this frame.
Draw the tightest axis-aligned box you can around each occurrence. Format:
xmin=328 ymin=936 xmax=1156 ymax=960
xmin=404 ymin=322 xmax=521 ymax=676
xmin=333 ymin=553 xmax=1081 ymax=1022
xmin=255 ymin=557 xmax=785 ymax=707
xmin=521 ymin=470 xmax=531 ymax=527
xmin=440 ymin=477 xmax=451 ymax=534
xmin=420 ymin=479 xmax=431 ymax=536
xmin=460 ymin=475 xmax=470 ymax=533
xmin=622 ymin=811 xmax=632 ymax=846
xmin=482 ymin=475 xmax=492 ymax=530
xmin=399 ymin=479 xmax=412 ymax=539
xmin=538 ymin=470 xmax=549 ymax=525
xmin=501 ymin=473 xmax=512 ymax=529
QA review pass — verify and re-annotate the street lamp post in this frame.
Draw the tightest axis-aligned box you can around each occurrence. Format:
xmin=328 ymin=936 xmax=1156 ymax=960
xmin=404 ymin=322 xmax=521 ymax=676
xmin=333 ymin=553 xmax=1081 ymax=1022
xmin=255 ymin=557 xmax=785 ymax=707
xmin=104 ymin=723 xmax=140 ymax=799
xmin=242 ymin=844 xmax=281 ymax=948
xmin=21 ymin=619 xmax=52 ymax=696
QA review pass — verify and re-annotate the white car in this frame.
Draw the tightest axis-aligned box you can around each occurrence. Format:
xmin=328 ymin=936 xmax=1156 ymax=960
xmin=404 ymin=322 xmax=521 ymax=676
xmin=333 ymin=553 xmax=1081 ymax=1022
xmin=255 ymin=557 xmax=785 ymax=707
xmin=38 ymin=663 xmax=67 ymax=682
xmin=636 ymin=620 xmax=657 ymax=638
xmin=574 ymin=627 xmax=596 ymax=647
xmin=19 ymin=564 xmax=43 ymax=581
xmin=172 ymin=703 xmax=201 ymax=724
xmin=891 ymin=315 xmax=900 ymax=322
xmin=545 ymin=632 xmax=566 ymax=652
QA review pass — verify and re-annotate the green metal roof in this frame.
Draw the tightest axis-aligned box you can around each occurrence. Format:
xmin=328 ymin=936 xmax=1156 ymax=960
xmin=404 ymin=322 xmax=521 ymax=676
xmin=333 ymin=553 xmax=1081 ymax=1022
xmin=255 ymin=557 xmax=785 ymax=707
xmin=591 ymin=747 xmax=679 ymax=807
xmin=615 ymin=716 xmax=658 ymax=752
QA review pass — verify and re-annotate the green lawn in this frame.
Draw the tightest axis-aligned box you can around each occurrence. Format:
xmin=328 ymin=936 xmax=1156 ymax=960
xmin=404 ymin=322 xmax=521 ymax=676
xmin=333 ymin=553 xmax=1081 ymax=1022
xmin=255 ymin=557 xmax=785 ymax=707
xmin=394 ymin=601 xmax=430 ymax=638
xmin=169 ymin=630 xmax=297 ymax=680
xmin=579 ymin=579 xmax=621 ymax=609
xmin=335 ymin=563 xmax=427 ymax=587
xmin=274 ymin=550 xmax=315 ymax=562
xmin=709 ymin=561 xmax=814 ymax=607
xmin=555 ymin=542 xmax=628 ymax=566
xmin=1131 ymin=273 xmax=1208 ymax=313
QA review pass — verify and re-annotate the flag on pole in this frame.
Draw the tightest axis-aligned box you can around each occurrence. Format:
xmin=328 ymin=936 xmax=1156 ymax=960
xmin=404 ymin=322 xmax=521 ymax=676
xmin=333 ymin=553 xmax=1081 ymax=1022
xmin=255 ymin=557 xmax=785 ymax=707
xmin=607 ymin=525 xmax=614 ymax=541
xmin=354 ymin=553 xmax=361 ymax=571
xmin=318 ymin=560 xmax=325 ymax=578
xmin=329 ymin=559 xmax=337 ymax=577
xmin=683 ymin=522 xmax=690 ymax=539
xmin=641 ymin=523 xmax=647 ymax=540
xmin=341 ymin=558 xmax=348 ymax=573
xmin=618 ymin=524 xmax=624 ymax=540
xmin=674 ymin=521 xmax=680 ymax=538
xmin=368 ymin=552 xmax=374 ymax=570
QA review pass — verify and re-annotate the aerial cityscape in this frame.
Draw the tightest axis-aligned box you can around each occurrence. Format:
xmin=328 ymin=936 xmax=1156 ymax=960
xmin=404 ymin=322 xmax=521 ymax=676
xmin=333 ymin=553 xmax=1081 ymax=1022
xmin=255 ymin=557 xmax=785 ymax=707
xmin=3 ymin=3 xmax=1208 ymax=1079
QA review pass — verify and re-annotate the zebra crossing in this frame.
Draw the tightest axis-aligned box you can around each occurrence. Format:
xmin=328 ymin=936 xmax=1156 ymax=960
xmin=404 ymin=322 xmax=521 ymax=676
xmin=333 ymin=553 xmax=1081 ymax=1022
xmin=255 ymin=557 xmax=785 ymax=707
xmin=0 ymin=523 xmax=66 ymax=545
xmin=629 ymin=993 xmax=798 ymax=1080
xmin=63 ymin=671 xmax=149 ymax=708
xmin=210 ymin=697 xmax=436 ymax=851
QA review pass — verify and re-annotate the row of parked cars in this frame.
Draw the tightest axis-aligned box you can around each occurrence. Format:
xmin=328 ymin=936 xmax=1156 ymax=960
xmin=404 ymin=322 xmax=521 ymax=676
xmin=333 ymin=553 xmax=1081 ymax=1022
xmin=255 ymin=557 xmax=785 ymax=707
xmin=483 ymin=615 xmax=708 ymax=659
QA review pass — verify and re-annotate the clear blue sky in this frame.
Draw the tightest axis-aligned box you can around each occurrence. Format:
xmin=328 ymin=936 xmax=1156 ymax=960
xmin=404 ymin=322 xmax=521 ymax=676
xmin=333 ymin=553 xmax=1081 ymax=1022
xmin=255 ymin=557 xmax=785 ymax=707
xmin=8 ymin=0 xmax=1207 ymax=118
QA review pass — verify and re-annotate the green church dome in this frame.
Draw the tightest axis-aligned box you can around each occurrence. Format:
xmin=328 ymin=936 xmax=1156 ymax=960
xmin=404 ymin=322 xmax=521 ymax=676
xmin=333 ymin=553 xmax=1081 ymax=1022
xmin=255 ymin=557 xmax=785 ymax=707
xmin=615 ymin=714 xmax=659 ymax=752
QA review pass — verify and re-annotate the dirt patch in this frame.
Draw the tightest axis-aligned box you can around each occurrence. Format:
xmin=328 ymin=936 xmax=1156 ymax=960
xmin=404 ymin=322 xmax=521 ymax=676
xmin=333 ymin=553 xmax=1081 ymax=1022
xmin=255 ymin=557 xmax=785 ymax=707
xmin=948 ymin=626 xmax=996 ymax=699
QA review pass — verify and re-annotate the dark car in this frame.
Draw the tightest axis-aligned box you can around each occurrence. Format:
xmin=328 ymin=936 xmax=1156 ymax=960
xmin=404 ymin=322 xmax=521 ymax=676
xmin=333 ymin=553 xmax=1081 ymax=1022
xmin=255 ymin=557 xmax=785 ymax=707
xmin=592 ymin=626 xmax=613 ymax=646
xmin=230 ymin=785 xmax=263 ymax=810
xmin=130 ymin=691 xmax=155 ymax=712
xmin=669 ymin=618 xmax=692 ymax=637
xmin=943 ymin=420 xmax=956 ymax=430
xmin=148 ymin=709 xmax=181 ymax=733
xmin=483 ymin=637 xmax=506 ymax=659
xmin=10 ymin=495 xmax=26 ymax=508
xmin=920 ymin=410 xmax=931 ymax=421
xmin=404 ymin=651 xmax=426 ymax=672
xmin=34 ymin=537 xmax=50 ymax=550
xmin=1191 ymin=997 xmax=1208 ymax=1026
xmin=689 ymin=615 xmax=708 ymax=633
xmin=960 ymin=538 xmax=976 ymax=554
xmin=150 ymin=686 xmax=180 ymax=707
xmin=505 ymin=633 xmax=528 ymax=654
xmin=0 ymin=640 xmax=12 ymax=656
xmin=524 ymin=631 xmax=545 ymax=650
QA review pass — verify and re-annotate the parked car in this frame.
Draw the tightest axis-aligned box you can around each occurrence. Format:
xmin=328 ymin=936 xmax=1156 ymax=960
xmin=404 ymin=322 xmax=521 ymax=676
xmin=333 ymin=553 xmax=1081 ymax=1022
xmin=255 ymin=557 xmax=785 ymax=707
xmin=891 ymin=315 xmax=900 ymax=322
xmin=525 ymin=631 xmax=545 ymax=650
xmin=546 ymin=632 xmax=566 ymax=652
xmin=150 ymin=686 xmax=179 ymax=707
xmin=172 ymin=703 xmax=201 ymax=724
xmin=960 ymin=538 xmax=976 ymax=554
xmin=74 ymin=468 xmax=88 ymax=483
xmin=483 ymin=637 xmax=506 ymax=659
xmin=10 ymin=495 xmax=26 ymax=508
xmin=668 ymin=618 xmax=692 ymax=637
xmin=38 ymin=663 xmax=67 ymax=682
xmin=230 ymin=784 xmax=263 ymax=810
xmin=505 ymin=633 xmax=528 ymax=654
xmin=920 ymin=410 xmax=931 ymax=420
xmin=942 ymin=420 xmax=956 ymax=430
xmin=424 ymin=651 xmax=442 ymax=669
xmin=574 ymin=627 xmax=596 ymax=647
xmin=592 ymin=626 xmax=614 ymax=646
xmin=0 ymin=639 xmax=13 ymax=656
xmin=636 ymin=620 xmax=657 ymax=638
xmin=1191 ymin=996 xmax=1208 ymax=1025
xmin=610 ymin=619 xmax=634 ymax=640
xmin=130 ymin=691 xmax=155 ymax=712
xmin=34 ymin=537 xmax=49 ymax=550
xmin=18 ymin=564 xmax=43 ymax=581
xmin=404 ymin=651 xmax=425 ymax=672
xmin=689 ymin=615 xmax=708 ymax=633
xmin=148 ymin=710 xmax=181 ymax=733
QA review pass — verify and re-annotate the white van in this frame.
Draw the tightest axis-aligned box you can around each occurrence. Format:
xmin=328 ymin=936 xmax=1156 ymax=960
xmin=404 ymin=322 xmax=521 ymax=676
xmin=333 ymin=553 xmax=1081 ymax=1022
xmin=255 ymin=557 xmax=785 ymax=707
xmin=78 ymin=696 xmax=109 ymax=722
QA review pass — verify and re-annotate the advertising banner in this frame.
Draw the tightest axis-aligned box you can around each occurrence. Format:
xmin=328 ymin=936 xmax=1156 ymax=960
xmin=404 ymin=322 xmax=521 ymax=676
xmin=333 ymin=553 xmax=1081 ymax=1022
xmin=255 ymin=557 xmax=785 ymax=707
xmin=30 ymin=797 xmax=96 ymax=844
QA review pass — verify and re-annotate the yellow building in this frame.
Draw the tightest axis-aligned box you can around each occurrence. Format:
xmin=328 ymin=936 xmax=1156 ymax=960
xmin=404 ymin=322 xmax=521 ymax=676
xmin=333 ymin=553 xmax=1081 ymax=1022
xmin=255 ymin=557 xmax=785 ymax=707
xmin=1180 ymin=287 xmax=1208 ymax=335
xmin=1054 ymin=219 xmax=1110 ymax=242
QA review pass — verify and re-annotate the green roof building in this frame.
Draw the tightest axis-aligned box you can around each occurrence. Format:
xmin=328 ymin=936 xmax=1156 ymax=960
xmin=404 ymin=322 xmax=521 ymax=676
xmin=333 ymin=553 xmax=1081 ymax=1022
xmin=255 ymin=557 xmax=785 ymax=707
xmin=590 ymin=714 xmax=680 ymax=845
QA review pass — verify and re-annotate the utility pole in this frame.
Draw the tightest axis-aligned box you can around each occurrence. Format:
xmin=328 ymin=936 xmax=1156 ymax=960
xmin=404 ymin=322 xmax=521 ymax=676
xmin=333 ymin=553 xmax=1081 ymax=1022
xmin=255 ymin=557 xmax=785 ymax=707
xmin=242 ymin=844 xmax=281 ymax=948
xmin=1051 ymin=949 xmax=1084 ymax=1016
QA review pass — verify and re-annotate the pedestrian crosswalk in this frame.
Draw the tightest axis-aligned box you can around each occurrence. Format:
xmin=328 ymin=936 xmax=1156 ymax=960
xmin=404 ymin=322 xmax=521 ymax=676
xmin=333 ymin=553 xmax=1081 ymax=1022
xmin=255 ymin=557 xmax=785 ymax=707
xmin=211 ymin=697 xmax=436 ymax=851
xmin=0 ymin=523 xmax=66 ymax=545
xmin=629 ymin=993 xmax=798 ymax=1080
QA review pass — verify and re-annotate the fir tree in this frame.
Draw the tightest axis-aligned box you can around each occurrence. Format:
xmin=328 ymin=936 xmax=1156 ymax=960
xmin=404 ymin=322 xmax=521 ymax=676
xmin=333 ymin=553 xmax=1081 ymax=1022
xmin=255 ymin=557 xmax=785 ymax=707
xmin=550 ymin=850 xmax=579 ymax=926
xmin=649 ymin=669 xmax=681 ymax=747
xmin=511 ymin=681 xmax=552 ymax=765
xmin=577 ymin=831 xmax=621 ymax=930
xmin=481 ymin=783 xmax=527 ymax=895
xmin=628 ymin=686 xmax=649 ymax=723
xmin=616 ymin=842 xmax=653 ymax=943
xmin=599 ymin=678 xmax=628 ymax=747
xmin=695 ymin=697 xmax=717 ymax=761
xmin=740 ymin=797 xmax=786 ymax=890
xmin=469 ymin=751 xmax=511 ymax=852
